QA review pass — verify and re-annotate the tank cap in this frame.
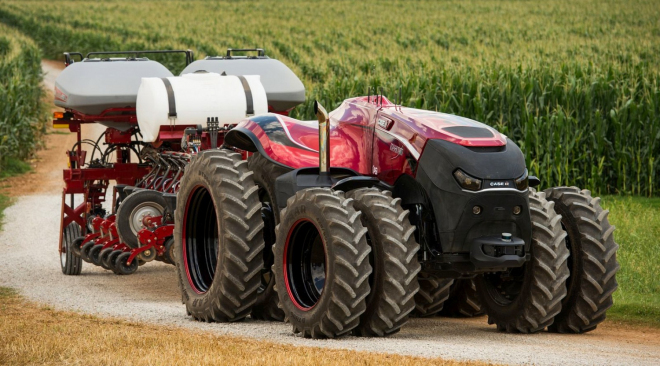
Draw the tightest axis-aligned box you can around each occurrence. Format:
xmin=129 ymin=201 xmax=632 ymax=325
xmin=501 ymin=233 xmax=512 ymax=242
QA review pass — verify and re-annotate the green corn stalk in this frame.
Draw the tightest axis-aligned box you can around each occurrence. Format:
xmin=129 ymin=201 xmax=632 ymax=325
xmin=0 ymin=0 xmax=658 ymax=195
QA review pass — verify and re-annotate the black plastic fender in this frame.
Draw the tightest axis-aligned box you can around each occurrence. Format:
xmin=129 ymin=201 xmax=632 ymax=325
xmin=225 ymin=126 xmax=293 ymax=169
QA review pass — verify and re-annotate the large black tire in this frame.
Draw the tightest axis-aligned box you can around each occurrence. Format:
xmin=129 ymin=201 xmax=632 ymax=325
xmin=346 ymin=188 xmax=420 ymax=336
xmin=61 ymin=222 xmax=83 ymax=275
xmin=116 ymin=190 xmax=167 ymax=249
xmin=247 ymin=153 xmax=291 ymax=321
xmin=439 ymin=279 xmax=485 ymax=318
xmin=544 ymin=187 xmax=619 ymax=333
xmin=273 ymin=188 xmax=372 ymax=339
xmin=476 ymin=189 xmax=570 ymax=333
xmin=174 ymin=149 xmax=264 ymax=322
xmin=413 ymin=274 xmax=454 ymax=317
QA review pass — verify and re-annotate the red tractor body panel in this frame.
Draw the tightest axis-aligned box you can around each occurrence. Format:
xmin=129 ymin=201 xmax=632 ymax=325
xmin=234 ymin=96 xmax=506 ymax=185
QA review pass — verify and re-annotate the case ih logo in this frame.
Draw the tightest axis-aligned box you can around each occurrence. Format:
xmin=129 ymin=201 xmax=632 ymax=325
xmin=389 ymin=143 xmax=404 ymax=157
xmin=54 ymin=86 xmax=68 ymax=102
xmin=378 ymin=118 xmax=389 ymax=129
xmin=490 ymin=181 xmax=510 ymax=187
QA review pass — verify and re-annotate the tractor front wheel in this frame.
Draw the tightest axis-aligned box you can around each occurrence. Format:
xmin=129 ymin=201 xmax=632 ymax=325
xmin=476 ymin=189 xmax=570 ymax=333
xmin=544 ymin=187 xmax=619 ymax=333
xmin=413 ymin=274 xmax=454 ymax=317
xmin=439 ymin=279 xmax=485 ymax=318
xmin=273 ymin=188 xmax=372 ymax=339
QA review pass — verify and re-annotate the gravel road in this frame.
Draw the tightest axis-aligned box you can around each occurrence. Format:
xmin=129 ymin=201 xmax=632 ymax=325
xmin=0 ymin=61 xmax=658 ymax=366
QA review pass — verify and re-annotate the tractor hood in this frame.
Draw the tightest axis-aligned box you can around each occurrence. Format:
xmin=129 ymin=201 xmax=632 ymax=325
xmin=327 ymin=96 xmax=508 ymax=163
xmin=374 ymin=102 xmax=508 ymax=162
xmin=226 ymin=96 xmax=511 ymax=175
xmin=394 ymin=107 xmax=506 ymax=147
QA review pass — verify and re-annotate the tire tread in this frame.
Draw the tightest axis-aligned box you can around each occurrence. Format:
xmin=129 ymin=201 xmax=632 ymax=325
xmin=544 ymin=186 xmax=619 ymax=333
xmin=346 ymin=188 xmax=421 ymax=336
xmin=61 ymin=223 xmax=83 ymax=275
xmin=174 ymin=149 xmax=264 ymax=322
xmin=274 ymin=188 xmax=372 ymax=339
xmin=247 ymin=153 xmax=291 ymax=321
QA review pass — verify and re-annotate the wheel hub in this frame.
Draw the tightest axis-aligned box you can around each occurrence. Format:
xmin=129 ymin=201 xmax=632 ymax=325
xmin=129 ymin=202 xmax=163 ymax=235
xmin=183 ymin=186 xmax=218 ymax=294
xmin=284 ymin=219 xmax=327 ymax=310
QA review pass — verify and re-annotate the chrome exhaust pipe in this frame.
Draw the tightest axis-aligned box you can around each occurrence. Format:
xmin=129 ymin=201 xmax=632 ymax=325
xmin=314 ymin=100 xmax=330 ymax=175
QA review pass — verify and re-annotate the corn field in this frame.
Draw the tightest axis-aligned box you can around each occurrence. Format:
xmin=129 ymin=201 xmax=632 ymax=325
xmin=0 ymin=22 xmax=46 ymax=173
xmin=0 ymin=0 xmax=658 ymax=195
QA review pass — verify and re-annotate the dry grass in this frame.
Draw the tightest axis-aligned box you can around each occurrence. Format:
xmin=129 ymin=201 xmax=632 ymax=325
xmin=0 ymin=287 xmax=495 ymax=366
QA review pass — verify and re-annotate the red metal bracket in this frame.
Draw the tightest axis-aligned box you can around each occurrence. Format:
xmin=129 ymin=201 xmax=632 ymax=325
xmin=81 ymin=232 xmax=101 ymax=246
xmin=128 ymin=224 xmax=175 ymax=265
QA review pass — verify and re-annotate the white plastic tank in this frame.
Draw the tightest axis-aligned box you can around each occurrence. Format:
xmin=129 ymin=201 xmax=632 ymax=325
xmin=136 ymin=72 xmax=267 ymax=142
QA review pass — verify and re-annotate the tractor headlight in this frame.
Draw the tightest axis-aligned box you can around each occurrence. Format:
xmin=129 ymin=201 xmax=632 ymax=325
xmin=453 ymin=169 xmax=482 ymax=191
xmin=515 ymin=170 xmax=529 ymax=191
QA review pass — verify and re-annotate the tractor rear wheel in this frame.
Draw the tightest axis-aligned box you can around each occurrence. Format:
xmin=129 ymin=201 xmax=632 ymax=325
xmin=544 ymin=187 xmax=619 ymax=333
xmin=476 ymin=189 xmax=569 ymax=333
xmin=61 ymin=222 xmax=83 ymax=275
xmin=273 ymin=188 xmax=372 ymax=339
xmin=346 ymin=188 xmax=420 ymax=336
xmin=174 ymin=149 xmax=264 ymax=322
xmin=116 ymin=190 xmax=167 ymax=249
xmin=413 ymin=274 xmax=453 ymax=317
xmin=248 ymin=153 xmax=291 ymax=322
xmin=439 ymin=279 xmax=485 ymax=317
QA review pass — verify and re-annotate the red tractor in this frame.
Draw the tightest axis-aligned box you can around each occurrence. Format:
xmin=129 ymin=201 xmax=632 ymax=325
xmin=178 ymin=93 xmax=619 ymax=336
xmin=54 ymin=48 xmax=618 ymax=338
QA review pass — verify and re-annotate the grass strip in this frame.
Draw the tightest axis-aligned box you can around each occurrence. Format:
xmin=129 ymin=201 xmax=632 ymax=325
xmin=602 ymin=195 xmax=660 ymax=328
